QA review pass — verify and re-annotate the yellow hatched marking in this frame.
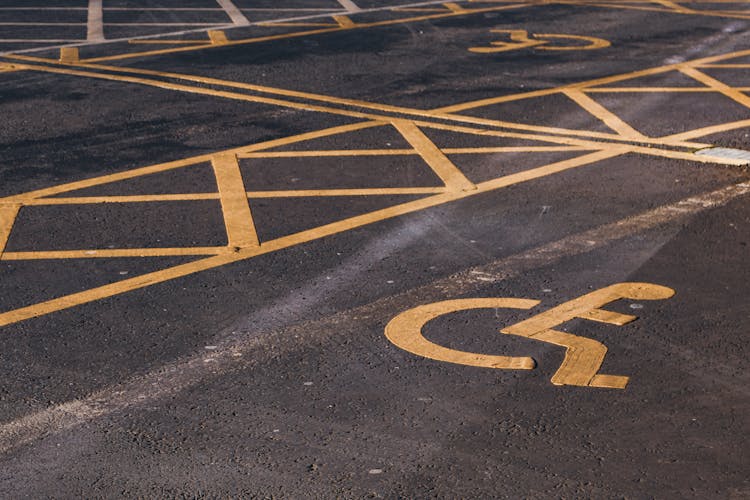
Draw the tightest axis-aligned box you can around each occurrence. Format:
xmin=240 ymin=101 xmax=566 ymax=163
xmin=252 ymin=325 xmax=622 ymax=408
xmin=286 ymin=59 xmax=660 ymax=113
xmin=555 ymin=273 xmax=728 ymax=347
xmin=6 ymin=121 xmax=382 ymax=203
xmin=0 ymin=204 xmax=21 ymax=256
xmin=212 ymin=153 xmax=259 ymax=248
xmin=679 ymin=66 xmax=750 ymax=109
xmin=563 ymin=89 xmax=647 ymax=140
xmin=0 ymin=148 xmax=621 ymax=328
xmin=392 ymin=120 xmax=476 ymax=192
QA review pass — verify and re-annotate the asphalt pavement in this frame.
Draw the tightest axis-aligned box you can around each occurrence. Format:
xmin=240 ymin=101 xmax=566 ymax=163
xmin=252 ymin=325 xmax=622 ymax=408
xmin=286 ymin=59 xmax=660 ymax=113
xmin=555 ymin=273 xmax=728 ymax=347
xmin=1 ymin=1 xmax=749 ymax=497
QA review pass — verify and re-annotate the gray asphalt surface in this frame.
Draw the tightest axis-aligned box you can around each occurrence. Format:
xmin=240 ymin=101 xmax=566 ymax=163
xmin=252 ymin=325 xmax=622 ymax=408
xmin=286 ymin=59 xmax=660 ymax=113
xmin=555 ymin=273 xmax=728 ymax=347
xmin=1 ymin=1 xmax=749 ymax=497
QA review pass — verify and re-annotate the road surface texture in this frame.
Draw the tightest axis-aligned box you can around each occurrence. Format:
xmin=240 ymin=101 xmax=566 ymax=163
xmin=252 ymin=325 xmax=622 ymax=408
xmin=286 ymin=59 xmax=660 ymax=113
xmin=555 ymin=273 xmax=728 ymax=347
xmin=1 ymin=0 xmax=749 ymax=497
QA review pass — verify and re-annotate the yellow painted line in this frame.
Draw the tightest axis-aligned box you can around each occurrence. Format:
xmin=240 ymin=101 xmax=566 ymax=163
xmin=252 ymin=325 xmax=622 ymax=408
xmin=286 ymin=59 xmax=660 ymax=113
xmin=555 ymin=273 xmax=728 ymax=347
xmin=207 ymin=30 xmax=228 ymax=44
xmin=1 ymin=247 xmax=228 ymax=260
xmin=585 ymin=87 xmax=727 ymax=92
xmin=332 ymin=15 xmax=356 ymax=28
xmin=563 ymin=89 xmax=647 ymax=140
xmin=0 ymin=203 xmax=21 ymax=257
xmin=392 ymin=120 xmax=476 ymax=192
xmin=679 ymin=66 xmax=750 ymax=109
xmin=58 ymin=47 xmax=79 ymax=63
xmin=3 ymin=121 xmax=382 ymax=202
xmin=18 ymin=188 xmax=447 ymax=204
xmin=660 ymin=118 xmax=750 ymax=142
xmin=257 ymin=21 xmax=338 ymax=27
xmin=4 ymin=62 xmax=387 ymax=124
xmin=651 ymin=0 xmax=695 ymax=13
xmin=128 ymin=39 xmax=210 ymax=45
xmin=246 ymin=187 xmax=446 ymax=197
xmin=0 ymin=149 xmax=621 ymax=327
xmin=24 ymin=194 xmax=220 ymax=205
xmin=239 ymin=149 xmax=417 ymax=158
xmin=443 ymin=2 xmax=469 ymax=13
xmin=212 ymin=153 xmax=260 ymax=248
xmin=0 ymin=254 xmax=242 ymax=327
xmin=436 ymin=47 xmax=750 ymax=114
xmin=7 ymin=57 xmax=722 ymax=149
xmin=502 ymin=282 xmax=675 ymax=387
xmin=444 ymin=146 xmax=589 ymax=153
xmin=385 ymin=298 xmax=540 ymax=370
xmin=699 ymin=64 xmax=750 ymax=68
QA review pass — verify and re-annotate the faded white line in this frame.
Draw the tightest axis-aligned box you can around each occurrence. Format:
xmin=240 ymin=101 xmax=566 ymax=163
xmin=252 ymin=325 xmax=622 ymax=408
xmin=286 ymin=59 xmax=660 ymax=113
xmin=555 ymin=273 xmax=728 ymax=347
xmin=216 ymin=0 xmax=251 ymax=26
xmin=337 ymin=0 xmax=362 ymax=13
xmin=1 ymin=181 xmax=748 ymax=456
xmin=0 ymin=0 xmax=482 ymax=56
xmin=87 ymin=0 xmax=104 ymax=42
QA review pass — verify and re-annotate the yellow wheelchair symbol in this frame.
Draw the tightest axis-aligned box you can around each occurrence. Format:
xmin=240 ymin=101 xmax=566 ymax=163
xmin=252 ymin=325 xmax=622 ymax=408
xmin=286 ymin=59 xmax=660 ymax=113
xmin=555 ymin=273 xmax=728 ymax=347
xmin=385 ymin=283 xmax=674 ymax=389
xmin=469 ymin=29 xmax=611 ymax=54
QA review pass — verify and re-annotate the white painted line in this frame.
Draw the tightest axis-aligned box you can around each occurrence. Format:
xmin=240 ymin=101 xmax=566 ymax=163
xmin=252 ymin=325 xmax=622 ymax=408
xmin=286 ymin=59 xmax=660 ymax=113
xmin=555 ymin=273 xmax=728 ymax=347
xmin=216 ymin=0 xmax=251 ymax=26
xmin=1 ymin=180 xmax=749 ymax=456
xmin=0 ymin=39 xmax=83 ymax=43
xmin=0 ymin=0 xmax=480 ymax=56
xmin=87 ymin=0 xmax=104 ymax=42
xmin=695 ymin=147 xmax=750 ymax=164
xmin=337 ymin=0 xmax=362 ymax=13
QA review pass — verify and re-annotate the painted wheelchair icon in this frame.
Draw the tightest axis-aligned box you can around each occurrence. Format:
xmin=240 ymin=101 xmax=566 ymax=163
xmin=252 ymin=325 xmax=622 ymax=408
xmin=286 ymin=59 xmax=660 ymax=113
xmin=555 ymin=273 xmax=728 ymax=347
xmin=470 ymin=29 xmax=611 ymax=54
xmin=385 ymin=283 xmax=674 ymax=389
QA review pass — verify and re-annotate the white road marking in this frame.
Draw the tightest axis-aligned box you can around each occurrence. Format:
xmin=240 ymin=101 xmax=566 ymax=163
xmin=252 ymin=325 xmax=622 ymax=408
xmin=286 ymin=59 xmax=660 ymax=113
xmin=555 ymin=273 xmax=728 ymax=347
xmin=1 ymin=181 xmax=748 ymax=456
xmin=87 ymin=0 xmax=104 ymax=42
xmin=337 ymin=0 xmax=363 ymax=13
xmin=215 ymin=0 xmax=251 ymax=26
xmin=0 ymin=0 xmax=469 ymax=56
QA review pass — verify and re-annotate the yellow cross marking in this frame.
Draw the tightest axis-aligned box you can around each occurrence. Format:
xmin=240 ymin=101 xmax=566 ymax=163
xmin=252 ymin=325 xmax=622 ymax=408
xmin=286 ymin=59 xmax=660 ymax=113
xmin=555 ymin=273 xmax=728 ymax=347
xmin=1 ymin=0 xmax=750 ymax=329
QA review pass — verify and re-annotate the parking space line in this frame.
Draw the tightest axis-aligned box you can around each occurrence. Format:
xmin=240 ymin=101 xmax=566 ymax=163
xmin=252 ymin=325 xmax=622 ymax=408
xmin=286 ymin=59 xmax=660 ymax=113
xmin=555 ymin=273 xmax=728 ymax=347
xmin=678 ymin=66 xmax=750 ymax=109
xmin=212 ymin=153 xmax=260 ymax=248
xmin=0 ymin=147 xmax=620 ymax=328
xmin=87 ymin=0 xmax=104 ymax=42
xmin=563 ymin=89 xmax=647 ymax=140
xmin=392 ymin=120 xmax=476 ymax=192
xmin=215 ymin=0 xmax=251 ymax=26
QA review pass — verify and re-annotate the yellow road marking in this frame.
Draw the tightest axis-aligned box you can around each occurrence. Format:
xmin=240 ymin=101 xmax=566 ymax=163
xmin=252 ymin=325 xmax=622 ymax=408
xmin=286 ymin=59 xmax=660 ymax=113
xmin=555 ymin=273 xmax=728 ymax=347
xmin=212 ymin=153 xmax=260 ymax=248
xmin=563 ymin=89 xmax=647 ymax=140
xmin=0 ymin=204 xmax=20 ymax=257
xmin=385 ymin=283 xmax=675 ymax=389
xmin=385 ymin=298 xmax=540 ymax=370
xmin=6 ymin=121 xmax=382 ymax=202
xmin=58 ymin=47 xmax=79 ymax=63
xmin=0 ymin=148 xmax=620 ymax=326
xmin=502 ymin=282 xmax=675 ymax=388
xmin=392 ymin=120 xmax=476 ymax=192
xmin=2 ymin=247 xmax=228 ymax=260
xmin=332 ymin=15 xmax=356 ymax=28
xmin=207 ymin=30 xmax=228 ymax=45
xmin=679 ymin=66 xmax=750 ymax=109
